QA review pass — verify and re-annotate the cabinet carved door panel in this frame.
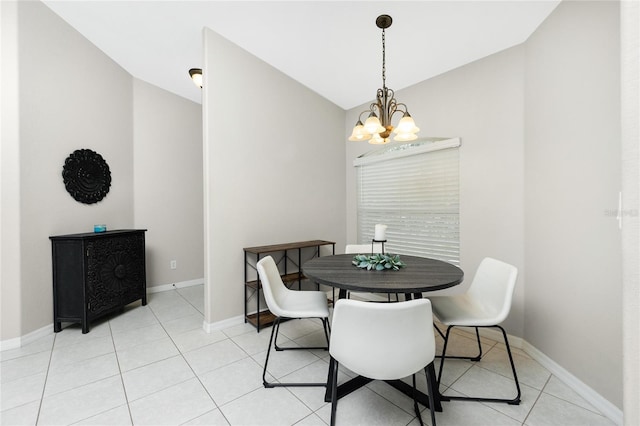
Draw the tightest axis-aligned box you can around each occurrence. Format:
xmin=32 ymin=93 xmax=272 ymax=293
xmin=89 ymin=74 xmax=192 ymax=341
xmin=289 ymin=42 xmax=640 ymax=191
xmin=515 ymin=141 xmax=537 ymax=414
xmin=87 ymin=234 xmax=145 ymax=316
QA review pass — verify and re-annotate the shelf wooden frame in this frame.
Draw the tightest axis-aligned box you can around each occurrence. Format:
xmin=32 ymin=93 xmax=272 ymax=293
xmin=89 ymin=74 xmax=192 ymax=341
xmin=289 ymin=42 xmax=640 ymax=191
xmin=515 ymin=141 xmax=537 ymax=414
xmin=243 ymin=240 xmax=335 ymax=332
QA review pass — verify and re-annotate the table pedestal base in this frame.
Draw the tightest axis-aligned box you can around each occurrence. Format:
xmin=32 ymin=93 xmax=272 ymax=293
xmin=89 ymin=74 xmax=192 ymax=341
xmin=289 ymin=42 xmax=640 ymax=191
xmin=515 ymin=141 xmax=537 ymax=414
xmin=324 ymin=362 xmax=443 ymax=412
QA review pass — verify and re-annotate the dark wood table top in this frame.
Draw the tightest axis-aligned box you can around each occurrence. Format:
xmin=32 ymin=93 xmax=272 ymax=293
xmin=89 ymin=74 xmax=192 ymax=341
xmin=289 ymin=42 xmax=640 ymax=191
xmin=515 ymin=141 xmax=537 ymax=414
xmin=303 ymin=254 xmax=463 ymax=294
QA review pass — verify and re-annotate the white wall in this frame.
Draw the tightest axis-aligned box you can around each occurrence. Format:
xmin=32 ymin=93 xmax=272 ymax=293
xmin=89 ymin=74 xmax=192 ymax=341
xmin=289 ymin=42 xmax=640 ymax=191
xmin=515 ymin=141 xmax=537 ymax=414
xmin=14 ymin=0 xmax=135 ymax=335
xmin=621 ymin=1 xmax=640 ymax=423
xmin=1 ymin=1 xmax=207 ymax=342
xmin=133 ymin=79 xmax=203 ymax=288
xmin=202 ymin=28 xmax=346 ymax=325
xmin=524 ymin=0 xmax=621 ymax=408
xmin=346 ymin=45 xmax=526 ymax=335
xmin=1 ymin=0 xmax=22 ymax=341
xmin=347 ymin=0 xmax=622 ymax=409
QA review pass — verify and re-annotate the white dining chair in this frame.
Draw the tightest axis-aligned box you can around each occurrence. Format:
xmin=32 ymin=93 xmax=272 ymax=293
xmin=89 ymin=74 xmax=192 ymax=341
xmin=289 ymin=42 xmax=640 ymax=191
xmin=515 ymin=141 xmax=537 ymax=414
xmin=429 ymin=257 xmax=521 ymax=405
xmin=257 ymin=256 xmax=330 ymax=388
xmin=344 ymin=243 xmax=396 ymax=302
xmin=329 ymin=298 xmax=438 ymax=426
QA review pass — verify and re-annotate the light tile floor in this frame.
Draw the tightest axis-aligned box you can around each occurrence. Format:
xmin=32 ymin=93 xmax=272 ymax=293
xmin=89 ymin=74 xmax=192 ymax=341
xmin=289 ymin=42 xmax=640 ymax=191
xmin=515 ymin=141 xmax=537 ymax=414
xmin=1 ymin=285 xmax=616 ymax=426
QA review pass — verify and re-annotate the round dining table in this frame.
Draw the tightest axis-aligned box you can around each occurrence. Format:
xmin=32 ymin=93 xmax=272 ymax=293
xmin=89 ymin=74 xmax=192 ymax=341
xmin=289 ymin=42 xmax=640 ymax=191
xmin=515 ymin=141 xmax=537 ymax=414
xmin=302 ymin=253 xmax=464 ymax=412
xmin=303 ymin=253 xmax=463 ymax=299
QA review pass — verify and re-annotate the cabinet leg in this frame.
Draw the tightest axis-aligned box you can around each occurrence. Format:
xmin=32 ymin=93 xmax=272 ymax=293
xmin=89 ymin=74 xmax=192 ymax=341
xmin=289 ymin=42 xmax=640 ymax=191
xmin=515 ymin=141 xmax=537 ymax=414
xmin=82 ymin=322 xmax=89 ymax=334
xmin=142 ymin=295 xmax=147 ymax=306
xmin=54 ymin=321 xmax=61 ymax=333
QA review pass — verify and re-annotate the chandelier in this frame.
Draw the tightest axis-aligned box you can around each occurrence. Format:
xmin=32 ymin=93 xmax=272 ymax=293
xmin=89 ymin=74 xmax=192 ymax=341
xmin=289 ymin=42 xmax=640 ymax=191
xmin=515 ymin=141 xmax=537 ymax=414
xmin=348 ymin=15 xmax=419 ymax=144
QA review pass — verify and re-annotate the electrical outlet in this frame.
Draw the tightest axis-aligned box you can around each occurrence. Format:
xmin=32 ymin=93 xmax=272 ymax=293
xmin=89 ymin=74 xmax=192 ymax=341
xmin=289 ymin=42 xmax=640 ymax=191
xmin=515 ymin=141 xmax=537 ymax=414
xmin=170 ymin=260 xmax=177 ymax=270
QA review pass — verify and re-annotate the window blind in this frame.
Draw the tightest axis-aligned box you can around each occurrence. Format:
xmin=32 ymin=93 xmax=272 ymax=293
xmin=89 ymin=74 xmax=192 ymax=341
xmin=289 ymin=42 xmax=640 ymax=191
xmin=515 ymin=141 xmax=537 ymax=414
xmin=355 ymin=138 xmax=461 ymax=265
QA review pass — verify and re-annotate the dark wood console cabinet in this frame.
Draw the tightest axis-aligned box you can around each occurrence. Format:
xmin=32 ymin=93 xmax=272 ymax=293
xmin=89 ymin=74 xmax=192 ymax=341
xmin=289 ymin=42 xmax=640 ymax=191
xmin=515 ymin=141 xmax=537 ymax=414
xmin=50 ymin=229 xmax=147 ymax=333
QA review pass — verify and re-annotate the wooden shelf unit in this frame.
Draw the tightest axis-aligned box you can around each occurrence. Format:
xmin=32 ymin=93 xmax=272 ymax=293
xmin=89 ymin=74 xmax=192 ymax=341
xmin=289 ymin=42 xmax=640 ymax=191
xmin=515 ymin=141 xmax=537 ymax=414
xmin=243 ymin=240 xmax=335 ymax=332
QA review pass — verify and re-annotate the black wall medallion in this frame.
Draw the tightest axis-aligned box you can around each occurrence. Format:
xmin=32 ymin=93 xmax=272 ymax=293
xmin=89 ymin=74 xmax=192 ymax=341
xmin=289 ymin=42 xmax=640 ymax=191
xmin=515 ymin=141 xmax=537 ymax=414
xmin=62 ymin=149 xmax=111 ymax=204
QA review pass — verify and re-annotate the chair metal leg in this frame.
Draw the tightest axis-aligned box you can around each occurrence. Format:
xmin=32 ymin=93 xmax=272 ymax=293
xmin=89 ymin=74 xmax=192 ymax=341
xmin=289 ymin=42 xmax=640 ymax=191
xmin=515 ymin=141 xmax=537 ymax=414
xmin=496 ymin=325 xmax=522 ymax=405
xmin=434 ymin=323 xmax=446 ymax=340
xmin=330 ymin=357 xmax=339 ymax=426
xmin=472 ymin=326 xmax=483 ymax=361
xmin=274 ymin=317 xmax=330 ymax=351
xmin=322 ymin=317 xmax=331 ymax=344
xmin=437 ymin=325 xmax=521 ymax=405
xmin=263 ymin=317 xmax=330 ymax=388
xmin=424 ymin=362 xmax=437 ymax=426
xmin=324 ymin=353 xmax=336 ymax=402
xmin=434 ymin=324 xmax=482 ymax=361
xmin=436 ymin=325 xmax=452 ymax=389
xmin=262 ymin=317 xmax=279 ymax=387
xmin=411 ymin=374 xmax=422 ymax=426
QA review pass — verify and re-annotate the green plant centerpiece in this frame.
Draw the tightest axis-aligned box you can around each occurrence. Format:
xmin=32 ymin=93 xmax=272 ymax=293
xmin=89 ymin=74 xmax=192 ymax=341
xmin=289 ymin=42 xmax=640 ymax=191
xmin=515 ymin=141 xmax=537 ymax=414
xmin=352 ymin=253 xmax=406 ymax=271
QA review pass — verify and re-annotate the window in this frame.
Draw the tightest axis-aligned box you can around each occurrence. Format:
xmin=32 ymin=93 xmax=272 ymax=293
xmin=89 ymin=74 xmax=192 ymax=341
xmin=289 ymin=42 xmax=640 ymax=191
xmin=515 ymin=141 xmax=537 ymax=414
xmin=355 ymin=137 xmax=461 ymax=264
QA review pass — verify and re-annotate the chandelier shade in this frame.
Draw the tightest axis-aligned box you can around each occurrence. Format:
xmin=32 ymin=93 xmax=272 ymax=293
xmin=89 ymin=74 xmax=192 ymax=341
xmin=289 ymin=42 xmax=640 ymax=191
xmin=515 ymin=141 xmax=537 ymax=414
xmin=348 ymin=121 xmax=373 ymax=141
xmin=348 ymin=15 xmax=420 ymax=144
xmin=364 ymin=115 xmax=386 ymax=135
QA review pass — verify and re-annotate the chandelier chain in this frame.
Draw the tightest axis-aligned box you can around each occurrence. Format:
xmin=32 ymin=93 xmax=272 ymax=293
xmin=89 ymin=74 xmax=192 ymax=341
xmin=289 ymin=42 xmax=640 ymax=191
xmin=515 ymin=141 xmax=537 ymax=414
xmin=381 ymin=28 xmax=386 ymax=89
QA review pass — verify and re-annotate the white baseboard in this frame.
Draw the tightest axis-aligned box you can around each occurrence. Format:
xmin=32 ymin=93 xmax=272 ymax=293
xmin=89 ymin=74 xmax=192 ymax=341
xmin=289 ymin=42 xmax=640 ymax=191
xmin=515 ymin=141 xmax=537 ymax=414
xmin=453 ymin=326 xmax=622 ymax=426
xmin=2 ymin=280 xmax=204 ymax=351
xmin=202 ymin=315 xmax=244 ymax=333
xmin=0 ymin=335 xmax=22 ymax=352
xmin=149 ymin=279 xmax=245 ymax=333
xmin=0 ymin=323 xmax=52 ymax=352
xmin=147 ymin=278 xmax=204 ymax=293
xmin=521 ymin=341 xmax=623 ymax=426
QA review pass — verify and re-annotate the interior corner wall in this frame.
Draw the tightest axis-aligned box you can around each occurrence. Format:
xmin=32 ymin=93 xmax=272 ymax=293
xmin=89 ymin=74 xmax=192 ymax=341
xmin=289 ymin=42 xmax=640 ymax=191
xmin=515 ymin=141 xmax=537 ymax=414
xmin=11 ymin=0 xmax=134 ymax=337
xmin=202 ymin=28 xmax=346 ymax=325
xmin=1 ymin=0 xmax=22 ymax=342
xmin=621 ymin=0 xmax=640 ymax=422
xmin=345 ymin=0 xmax=622 ymax=410
xmin=524 ymin=0 xmax=622 ymax=408
xmin=345 ymin=45 xmax=526 ymax=336
xmin=132 ymin=79 xmax=203 ymax=289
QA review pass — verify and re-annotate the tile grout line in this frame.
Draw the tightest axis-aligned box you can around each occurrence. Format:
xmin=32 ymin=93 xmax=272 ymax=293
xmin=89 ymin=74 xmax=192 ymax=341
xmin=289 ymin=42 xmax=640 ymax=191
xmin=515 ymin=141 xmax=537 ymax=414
xmin=107 ymin=318 xmax=136 ymax=425
xmin=238 ymin=322 xmax=331 ymax=425
xmin=110 ymin=302 xmax=198 ymax=415
xmin=532 ymin=375 xmax=615 ymax=419
xmin=59 ymin=316 xmax=138 ymax=425
xmin=33 ymin=331 xmax=56 ymax=425
xmin=261 ymin=320 xmax=342 ymax=424
xmin=435 ymin=332 xmax=527 ymax=398
xmin=174 ymin=285 xmax=205 ymax=315
xmin=521 ymin=373 xmax=552 ymax=425
xmin=148 ymin=290 xmax=234 ymax=426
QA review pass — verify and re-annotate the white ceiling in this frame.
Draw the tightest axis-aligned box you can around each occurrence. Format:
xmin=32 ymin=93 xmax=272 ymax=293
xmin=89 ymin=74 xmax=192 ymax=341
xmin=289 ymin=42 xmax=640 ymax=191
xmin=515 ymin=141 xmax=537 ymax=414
xmin=42 ymin=1 xmax=560 ymax=110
